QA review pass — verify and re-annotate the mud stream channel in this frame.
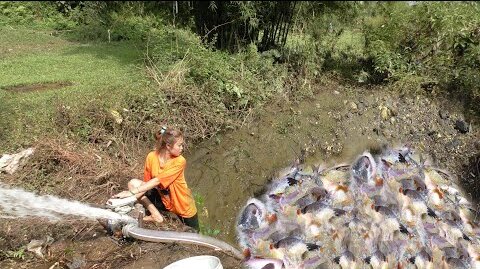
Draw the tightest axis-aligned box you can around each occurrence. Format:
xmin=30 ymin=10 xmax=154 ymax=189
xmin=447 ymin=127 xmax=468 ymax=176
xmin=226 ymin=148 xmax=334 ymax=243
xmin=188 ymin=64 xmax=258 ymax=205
xmin=187 ymin=83 xmax=384 ymax=245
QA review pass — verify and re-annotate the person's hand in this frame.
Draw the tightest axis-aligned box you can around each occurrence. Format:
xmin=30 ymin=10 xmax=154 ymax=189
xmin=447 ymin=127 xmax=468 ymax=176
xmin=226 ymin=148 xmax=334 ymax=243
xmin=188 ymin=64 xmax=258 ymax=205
xmin=112 ymin=190 xmax=134 ymax=199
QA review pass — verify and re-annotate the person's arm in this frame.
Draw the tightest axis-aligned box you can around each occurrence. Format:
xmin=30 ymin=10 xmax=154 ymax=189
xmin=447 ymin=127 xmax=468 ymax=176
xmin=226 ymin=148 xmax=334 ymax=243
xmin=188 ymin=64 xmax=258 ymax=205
xmin=112 ymin=153 xmax=158 ymax=198
xmin=131 ymin=177 xmax=159 ymax=194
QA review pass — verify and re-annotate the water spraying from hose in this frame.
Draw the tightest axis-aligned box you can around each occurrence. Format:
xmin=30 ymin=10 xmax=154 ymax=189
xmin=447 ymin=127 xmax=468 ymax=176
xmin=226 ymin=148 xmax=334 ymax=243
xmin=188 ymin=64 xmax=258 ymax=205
xmin=0 ymin=183 xmax=134 ymax=223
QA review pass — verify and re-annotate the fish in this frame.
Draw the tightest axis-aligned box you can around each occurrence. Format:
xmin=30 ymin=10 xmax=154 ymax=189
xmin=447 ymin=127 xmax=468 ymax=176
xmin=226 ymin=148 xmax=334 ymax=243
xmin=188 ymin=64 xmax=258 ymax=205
xmin=298 ymin=200 xmax=347 ymax=229
xmin=238 ymin=198 xmax=268 ymax=232
xmin=443 ymin=257 xmax=470 ymax=269
xmin=237 ymin=198 xmax=280 ymax=254
xmin=364 ymin=249 xmax=388 ymax=269
xmin=373 ymin=205 xmax=411 ymax=240
xmin=236 ymin=146 xmax=480 ymax=269
xmin=409 ymin=248 xmax=433 ymax=269
xmin=364 ymin=226 xmax=389 ymax=269
xmin=467 ymin=243 xmax=480 ymax=268
xmin=333 ymin=250 xmax=357 ymax=269
xmin=244 ymin=257 xmax=283 ymax=269
xmin=351 ymin=152 xmax=377 ymax=187
xmin=270 ymin=236 xmax=322 ymax=266
xmin=400 ymin=188 xmax=428 ymax=216
xmin=381 ymin=239 xmax=408 ymax=266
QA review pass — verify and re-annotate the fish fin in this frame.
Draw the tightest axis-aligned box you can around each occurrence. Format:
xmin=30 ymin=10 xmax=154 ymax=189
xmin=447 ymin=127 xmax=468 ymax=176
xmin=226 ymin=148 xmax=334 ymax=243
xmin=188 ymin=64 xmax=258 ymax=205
xmin=287 ymin=177 xmax=299 ymax=186
xmin=399 ymin=224 xmax=409 ymax=235
xmin=333 ymin=208 xmax=347 ymax=217
xmin=463 ymin=233 xmax=472 ymax=242
xmin=408 ymin=256 xmax=415 ymax=264
xmin=306 ymin=243 xmax=321 ymax=251
xmin=427 ymin=207 xmax=437 ymax=219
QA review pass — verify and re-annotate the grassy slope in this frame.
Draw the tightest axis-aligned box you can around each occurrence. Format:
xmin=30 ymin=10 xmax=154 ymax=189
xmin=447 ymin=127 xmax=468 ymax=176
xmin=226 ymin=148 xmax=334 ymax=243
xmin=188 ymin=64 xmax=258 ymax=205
xmin=0 ymin=27 xmax=147 ymax=150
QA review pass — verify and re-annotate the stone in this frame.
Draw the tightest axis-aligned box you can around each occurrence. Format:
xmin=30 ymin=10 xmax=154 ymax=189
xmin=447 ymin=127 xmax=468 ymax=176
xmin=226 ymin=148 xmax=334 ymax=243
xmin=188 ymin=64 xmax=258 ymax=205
xmin=446 ymin=138 xmax=461 ymax=151
xmin=454 ymin=119 xmax=469 ymax=133
xmin=439 ymin=110 xmax=449 ymax=120
xmin=349 ymin=101 xmax=358 ymax=110
xmin=475 ymin=141 xmax=480 ymax=150
xmin=0 ymin=148 xmax=35 ymax=174
xmin=380 ymin=106 xmax=390 ymax=120
xmin=357 ymin=102 xmax=365 ymax=110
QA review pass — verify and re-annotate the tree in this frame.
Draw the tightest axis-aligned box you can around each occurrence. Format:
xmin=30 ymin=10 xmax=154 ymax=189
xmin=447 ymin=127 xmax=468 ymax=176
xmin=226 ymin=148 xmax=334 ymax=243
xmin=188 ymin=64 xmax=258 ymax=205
xmin=192 ymin=1 xmax=296 ymax=52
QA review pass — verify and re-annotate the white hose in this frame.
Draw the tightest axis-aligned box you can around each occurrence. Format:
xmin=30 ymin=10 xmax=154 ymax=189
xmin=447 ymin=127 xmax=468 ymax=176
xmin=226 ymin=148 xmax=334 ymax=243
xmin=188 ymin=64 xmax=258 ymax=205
xmin=122 ymin=224 xmax=244 ymax=260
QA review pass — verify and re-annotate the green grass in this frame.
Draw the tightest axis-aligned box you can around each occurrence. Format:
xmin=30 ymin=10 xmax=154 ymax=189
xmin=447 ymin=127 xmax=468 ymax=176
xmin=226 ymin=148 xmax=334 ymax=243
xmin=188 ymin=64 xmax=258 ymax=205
xmin=0 ymin=27 xmax=149 ymax=150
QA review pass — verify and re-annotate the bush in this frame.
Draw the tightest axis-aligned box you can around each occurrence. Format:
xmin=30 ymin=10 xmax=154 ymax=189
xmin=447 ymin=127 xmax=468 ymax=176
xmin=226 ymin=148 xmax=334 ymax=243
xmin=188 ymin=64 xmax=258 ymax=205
xmin=0 ymin=1 xmax=76 ymax=30
xmin=363 ymin=2 xmax=480 ymax=90
xmin=143 ymin=26 xmax=287 ymax=141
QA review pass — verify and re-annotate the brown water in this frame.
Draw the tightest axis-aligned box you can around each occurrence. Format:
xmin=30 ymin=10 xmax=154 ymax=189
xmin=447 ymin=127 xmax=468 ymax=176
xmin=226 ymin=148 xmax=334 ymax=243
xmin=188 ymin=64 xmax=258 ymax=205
xmin=185 ymin=85 xmax=379 ymax=245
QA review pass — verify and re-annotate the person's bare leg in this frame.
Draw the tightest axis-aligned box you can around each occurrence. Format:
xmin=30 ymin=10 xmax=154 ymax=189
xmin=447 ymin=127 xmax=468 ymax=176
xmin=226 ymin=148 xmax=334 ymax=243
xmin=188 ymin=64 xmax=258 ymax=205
xmin=128 ymin=179 xmax=164 ymax=223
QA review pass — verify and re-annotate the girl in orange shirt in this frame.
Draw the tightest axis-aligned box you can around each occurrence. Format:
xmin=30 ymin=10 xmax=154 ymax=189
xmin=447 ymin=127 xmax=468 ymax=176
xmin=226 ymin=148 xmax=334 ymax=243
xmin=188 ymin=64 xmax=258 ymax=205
xmin=112 ymin=126 xmax=198 ymax=230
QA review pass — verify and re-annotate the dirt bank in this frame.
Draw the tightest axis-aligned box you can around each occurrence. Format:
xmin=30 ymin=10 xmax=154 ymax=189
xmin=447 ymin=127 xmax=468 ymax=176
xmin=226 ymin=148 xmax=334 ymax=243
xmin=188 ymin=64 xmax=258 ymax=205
xmin=0 ymin=76 xmax=478 ymax=269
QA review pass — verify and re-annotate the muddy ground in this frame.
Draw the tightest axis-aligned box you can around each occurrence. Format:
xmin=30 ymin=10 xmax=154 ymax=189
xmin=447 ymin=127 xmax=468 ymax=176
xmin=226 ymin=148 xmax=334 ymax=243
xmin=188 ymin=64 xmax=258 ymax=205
xmin=0 ymin=76 xmax=478 ymax=269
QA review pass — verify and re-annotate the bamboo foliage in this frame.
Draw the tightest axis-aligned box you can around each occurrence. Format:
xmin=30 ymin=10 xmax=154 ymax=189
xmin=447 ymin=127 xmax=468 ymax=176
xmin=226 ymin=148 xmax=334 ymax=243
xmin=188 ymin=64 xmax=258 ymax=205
xmin=192 ymin=1 xmax=297 ymax=52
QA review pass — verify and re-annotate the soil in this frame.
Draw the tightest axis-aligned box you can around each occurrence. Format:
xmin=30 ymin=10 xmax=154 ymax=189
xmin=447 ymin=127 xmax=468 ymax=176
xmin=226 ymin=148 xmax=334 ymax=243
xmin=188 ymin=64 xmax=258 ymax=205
xmin=0 ymin=76 xmax=478 ymax=269
xmin=2 ymin=81 xmax=73 ymax=93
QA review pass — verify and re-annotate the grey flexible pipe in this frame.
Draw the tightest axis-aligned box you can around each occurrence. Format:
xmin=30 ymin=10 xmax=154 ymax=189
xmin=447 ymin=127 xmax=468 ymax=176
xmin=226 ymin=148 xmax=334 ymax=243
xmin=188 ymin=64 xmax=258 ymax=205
xmin=122 ymin=224 xmax=244 ymax=260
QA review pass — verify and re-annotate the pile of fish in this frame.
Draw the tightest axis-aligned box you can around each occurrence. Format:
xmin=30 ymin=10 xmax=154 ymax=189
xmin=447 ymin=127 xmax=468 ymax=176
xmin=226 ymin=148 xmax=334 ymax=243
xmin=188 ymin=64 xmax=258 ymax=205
xmin=236 ymin=146 xmax=480 ymax=269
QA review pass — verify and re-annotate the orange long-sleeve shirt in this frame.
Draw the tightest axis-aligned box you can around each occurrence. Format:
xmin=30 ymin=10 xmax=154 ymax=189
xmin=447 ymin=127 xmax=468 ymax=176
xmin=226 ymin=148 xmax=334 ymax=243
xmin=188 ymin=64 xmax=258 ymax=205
xmin=143 ymin=151 xmax=197 ymax=218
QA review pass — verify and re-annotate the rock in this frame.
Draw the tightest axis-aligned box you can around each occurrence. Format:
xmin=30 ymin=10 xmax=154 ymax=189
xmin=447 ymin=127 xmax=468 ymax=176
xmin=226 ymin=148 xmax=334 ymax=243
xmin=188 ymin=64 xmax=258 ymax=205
xmin=357 ymin=102 xmax=365 ymax=110
xmin=454 ymin=119 xmax=469 ymax=133
xmin=110 ymin=109 xmax=123 ymax=124
xmin=389 ymin=106 xmax=398 ymax=117
xmin=349 ymin=102 xmax=358 ymax=110
xmin=446 ymin=138 xmax=461 ymax=151
xmin=380 ymin=106 xmax=390 ymax=120
xmin=475 ymin=141 xmax=480 ymax=150
xmin=439 ymin=110 xmax=449 ymax=120
xmin=26 ymin=236 xmax=54 ymax=259
xmin=67 ymin=257 xmax=87 ymax=269
xmin=0 ymin=148 xmax=35 ymax=174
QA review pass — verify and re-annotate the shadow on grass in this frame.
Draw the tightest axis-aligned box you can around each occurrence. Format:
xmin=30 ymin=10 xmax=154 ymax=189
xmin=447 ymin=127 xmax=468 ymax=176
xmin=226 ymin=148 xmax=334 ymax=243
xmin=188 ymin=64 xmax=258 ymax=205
xmin=0 ymin=92 xmax=17 ymax=150
xmin=60 ymin=39 xmax=146 ymax=67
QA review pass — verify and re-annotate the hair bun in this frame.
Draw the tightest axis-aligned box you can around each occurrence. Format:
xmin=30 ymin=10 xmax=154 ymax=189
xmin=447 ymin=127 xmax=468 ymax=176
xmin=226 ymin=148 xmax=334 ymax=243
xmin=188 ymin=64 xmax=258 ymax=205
xmin=160 ymin=126 xmax=167 ymax=134
xmin=155 ymin=126 xmax=168 ymax=141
